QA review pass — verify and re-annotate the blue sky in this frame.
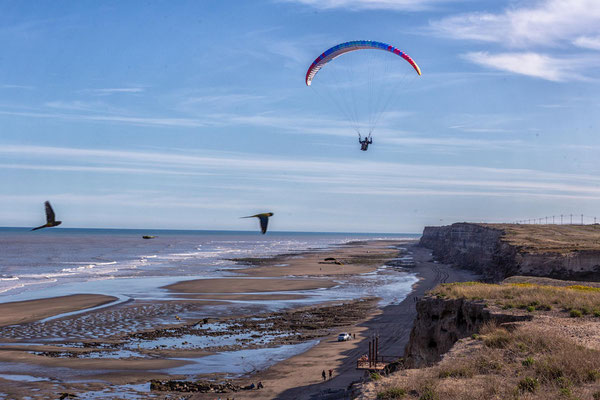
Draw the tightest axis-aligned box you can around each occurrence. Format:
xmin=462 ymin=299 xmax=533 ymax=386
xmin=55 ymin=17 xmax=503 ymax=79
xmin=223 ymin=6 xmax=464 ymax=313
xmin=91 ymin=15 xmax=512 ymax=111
xmin=2 ymin=0 xmax=600 ymax=233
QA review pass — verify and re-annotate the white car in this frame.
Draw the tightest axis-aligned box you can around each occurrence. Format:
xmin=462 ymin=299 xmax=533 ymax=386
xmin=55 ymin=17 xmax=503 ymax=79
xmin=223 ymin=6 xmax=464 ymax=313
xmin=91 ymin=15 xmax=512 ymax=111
xmin=337 ymin=332 xmax=351 ymax=341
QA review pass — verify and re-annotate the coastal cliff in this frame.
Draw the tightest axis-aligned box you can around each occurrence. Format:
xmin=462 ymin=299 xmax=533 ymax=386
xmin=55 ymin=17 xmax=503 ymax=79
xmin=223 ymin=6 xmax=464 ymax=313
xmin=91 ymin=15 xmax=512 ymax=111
xmin=403 ymin=296 xmax=530 ymax=367
xmin=361 ymin=281 xmax=600 ymax=400
xmin=420 ymin=223 xmax=600 ymax=282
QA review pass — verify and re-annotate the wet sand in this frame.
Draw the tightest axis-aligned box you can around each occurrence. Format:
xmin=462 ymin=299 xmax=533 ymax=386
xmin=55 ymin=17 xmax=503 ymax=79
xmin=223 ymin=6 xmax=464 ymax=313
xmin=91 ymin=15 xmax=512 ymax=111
xmin=164 ymin=277 xmax=336 ymax=294
xmin=238 ymin=241 xmax=400 ymax=278
xmin=273 ymin=245 xmax=478 ymax=400
xmin=0 ymin=294 xmax=118 ymax=328
xmin=189 ymin=244 xmax=478 ymax=400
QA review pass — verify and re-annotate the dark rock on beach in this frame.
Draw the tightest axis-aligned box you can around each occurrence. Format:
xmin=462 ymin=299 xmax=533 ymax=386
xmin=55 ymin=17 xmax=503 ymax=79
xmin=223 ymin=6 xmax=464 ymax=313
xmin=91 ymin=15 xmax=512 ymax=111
xmin=150 ymin=379 xmax=252 ymax=393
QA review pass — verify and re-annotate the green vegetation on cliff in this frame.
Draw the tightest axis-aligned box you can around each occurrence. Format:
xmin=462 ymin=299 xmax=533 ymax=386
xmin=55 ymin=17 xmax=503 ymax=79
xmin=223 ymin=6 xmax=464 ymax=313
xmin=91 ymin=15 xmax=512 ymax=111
xmin=430 ymin=281 xmax=600 ymax=317
xmin=371 ymin=280 xmax=600 ymax=399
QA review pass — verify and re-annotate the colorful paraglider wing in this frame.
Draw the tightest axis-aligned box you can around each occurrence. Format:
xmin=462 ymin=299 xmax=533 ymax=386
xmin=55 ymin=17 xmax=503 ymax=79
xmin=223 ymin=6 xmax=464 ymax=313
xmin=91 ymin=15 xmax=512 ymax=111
xmin=305 ymin=40 xmax=421 ymax=86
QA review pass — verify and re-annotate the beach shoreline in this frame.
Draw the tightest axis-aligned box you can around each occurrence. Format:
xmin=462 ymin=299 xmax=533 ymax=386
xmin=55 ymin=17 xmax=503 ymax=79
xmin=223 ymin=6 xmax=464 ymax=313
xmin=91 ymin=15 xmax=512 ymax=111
xmin=0 ymin=238 xmax=417 ymax=399
xmin=208 ymin=243 xmax=478 ymax=400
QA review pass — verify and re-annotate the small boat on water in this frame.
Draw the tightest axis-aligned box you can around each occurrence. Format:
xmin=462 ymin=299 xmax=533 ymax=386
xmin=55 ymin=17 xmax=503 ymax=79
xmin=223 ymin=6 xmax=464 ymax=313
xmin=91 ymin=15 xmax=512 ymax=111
xmin=142 ymin=235 xmax=156 ymax=239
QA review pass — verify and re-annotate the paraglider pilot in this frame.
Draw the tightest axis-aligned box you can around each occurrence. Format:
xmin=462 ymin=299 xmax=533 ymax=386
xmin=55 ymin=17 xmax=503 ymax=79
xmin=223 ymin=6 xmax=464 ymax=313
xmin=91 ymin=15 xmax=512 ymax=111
xmin=359 ymin=134 xmax=372 ymax=151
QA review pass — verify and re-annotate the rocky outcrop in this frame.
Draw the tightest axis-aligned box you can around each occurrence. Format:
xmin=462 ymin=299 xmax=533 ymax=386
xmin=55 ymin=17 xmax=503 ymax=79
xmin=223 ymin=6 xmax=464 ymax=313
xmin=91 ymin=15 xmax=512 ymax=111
xmin=150 ymin=379 xmax=262 ymax=393
xmin=420 ymin=223 xmax=600 ymax=282
xmin=403 ymin=296 xmax=530 ymax=368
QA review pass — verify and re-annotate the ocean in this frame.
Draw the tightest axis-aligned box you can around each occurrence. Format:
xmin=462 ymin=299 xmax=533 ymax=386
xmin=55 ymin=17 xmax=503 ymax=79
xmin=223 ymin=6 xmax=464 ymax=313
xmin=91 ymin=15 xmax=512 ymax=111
xmin=0 ymin=228 xmax=420 ymax=303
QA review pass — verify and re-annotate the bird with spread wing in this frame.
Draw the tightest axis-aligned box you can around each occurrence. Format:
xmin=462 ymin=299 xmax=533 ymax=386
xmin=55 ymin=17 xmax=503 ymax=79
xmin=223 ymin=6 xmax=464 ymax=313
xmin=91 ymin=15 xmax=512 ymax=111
xmin=241 ymin=212 xmax=273 ymax=234
xmin=31 ymin=201 xmax=62 ymax=231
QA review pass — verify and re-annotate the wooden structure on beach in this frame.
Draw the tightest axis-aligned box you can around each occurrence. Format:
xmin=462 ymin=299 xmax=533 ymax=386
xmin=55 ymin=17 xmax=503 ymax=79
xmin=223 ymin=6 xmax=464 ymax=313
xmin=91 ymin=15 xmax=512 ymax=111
xmin=356 ymin=336 xmax=398 ymax=370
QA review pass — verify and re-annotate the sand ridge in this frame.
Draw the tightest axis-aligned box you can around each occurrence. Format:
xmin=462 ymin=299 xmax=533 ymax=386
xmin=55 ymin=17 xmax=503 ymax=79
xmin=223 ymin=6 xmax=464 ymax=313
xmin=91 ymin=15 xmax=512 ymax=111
xmin=0 ymin=294 xmax=118 ymax=328
xmin=164 ymin=277 xmax=336 ymax=294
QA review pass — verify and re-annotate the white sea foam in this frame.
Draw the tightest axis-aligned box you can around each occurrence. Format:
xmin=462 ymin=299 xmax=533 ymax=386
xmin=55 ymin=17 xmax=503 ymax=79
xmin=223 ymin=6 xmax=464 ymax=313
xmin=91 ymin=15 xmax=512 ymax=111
xmin=0 ymin=282 xmax=25 ymax=294
xmin=0 ymin=278 xmax=57 ymax=294
xmin=0 ymin=231 xmax=417 ymax=298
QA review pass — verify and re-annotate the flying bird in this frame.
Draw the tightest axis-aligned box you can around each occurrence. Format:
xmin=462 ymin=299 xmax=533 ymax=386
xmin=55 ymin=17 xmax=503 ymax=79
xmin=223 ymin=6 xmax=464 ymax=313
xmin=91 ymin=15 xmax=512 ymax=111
xmin=242 ymin=212 xmax=273 ymax=234
xmin=31 ymin=201 xmax=62 ymax=231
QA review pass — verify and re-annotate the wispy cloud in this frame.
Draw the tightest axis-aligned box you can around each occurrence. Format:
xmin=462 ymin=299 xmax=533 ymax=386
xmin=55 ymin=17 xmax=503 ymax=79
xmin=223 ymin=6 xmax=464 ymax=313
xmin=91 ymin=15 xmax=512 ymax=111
xmin=462 ymin=52 xmax=585 ymax=82
xmin=447 ymin=112 xmax=520 ymax=134
xmin=3 ymin=144 xmax=600 ymax=202
xmin=43 ymin=100 xmax=126 ymax=113
xmin=0 ymin=192 xmax=254 ymax=212
xmin=573 ymin=35 xmax=600 ymax=50
xmin=1 ymin=84 xmax=34 ymax=90
xmin=431 ymin=0 xmax=600 ymax=48
xmin=283 ymin=0 xmax=460 ymax=12
xmin=0 ymin=109 xmax=210 ymax=128
xmin=0 ymin=103 xmax=529 ymax=151
xmin=0 ymin=163 xmax=214 ymax=177
xmin=430 ymin=0 xmax=600 ymax=81
xmin=383 ymin=135 xmax=520 ymax=149
xmin=178 ymin=93 xmax=268 ymax=113
xmin=87 ymin=87 xmax=145 ymax=95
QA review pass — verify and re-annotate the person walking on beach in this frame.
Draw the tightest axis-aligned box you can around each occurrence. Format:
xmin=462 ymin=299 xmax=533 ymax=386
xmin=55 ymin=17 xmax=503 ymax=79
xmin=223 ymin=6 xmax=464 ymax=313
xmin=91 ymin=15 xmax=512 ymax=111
xmin=328 ymin=369 xmax=333 ymax=379
xmin=322 ymin=370 xmax=326 ymax=381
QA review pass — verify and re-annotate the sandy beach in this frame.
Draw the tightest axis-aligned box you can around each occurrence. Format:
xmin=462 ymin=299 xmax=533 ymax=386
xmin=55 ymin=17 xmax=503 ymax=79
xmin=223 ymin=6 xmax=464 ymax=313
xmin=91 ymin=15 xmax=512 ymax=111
xmin=164 ymin=277 xmax=337 ymax=294
xmin=194 ymin=244 xmax=477 ymax=400
xmin=0 ymin=294 xmax=117 ymax=328
xmin=0 ymin=239 xmax=476 ymax=399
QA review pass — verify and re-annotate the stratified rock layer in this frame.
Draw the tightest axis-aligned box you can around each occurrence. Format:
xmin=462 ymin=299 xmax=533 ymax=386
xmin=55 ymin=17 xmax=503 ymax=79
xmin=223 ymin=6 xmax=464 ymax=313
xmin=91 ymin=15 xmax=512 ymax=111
xmin=420 ymin=223 xmax=600 ymax=282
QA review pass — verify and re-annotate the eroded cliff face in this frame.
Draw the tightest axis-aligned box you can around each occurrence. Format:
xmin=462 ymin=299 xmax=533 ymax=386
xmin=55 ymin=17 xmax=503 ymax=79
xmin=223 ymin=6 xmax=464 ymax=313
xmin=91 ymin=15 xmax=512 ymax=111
xmin=420 ymin=223 xmax=600 ymax=282
xmin=403 ymin=296 xmax=530 ymax=368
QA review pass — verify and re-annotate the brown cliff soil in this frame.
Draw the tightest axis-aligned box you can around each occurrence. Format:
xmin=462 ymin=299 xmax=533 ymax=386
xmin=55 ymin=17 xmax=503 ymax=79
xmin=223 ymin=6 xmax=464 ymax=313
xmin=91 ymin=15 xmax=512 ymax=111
xmin=359 ymin=278 xmax=600 ymax=400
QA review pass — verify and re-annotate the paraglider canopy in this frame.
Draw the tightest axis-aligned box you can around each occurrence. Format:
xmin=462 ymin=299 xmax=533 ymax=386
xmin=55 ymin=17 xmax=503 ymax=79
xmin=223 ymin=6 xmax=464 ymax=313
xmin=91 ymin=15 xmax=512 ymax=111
xmin=305 ymin=40 xmax=421 ymax=86
xmin=305 ymin=40 xmax=421 ymax=145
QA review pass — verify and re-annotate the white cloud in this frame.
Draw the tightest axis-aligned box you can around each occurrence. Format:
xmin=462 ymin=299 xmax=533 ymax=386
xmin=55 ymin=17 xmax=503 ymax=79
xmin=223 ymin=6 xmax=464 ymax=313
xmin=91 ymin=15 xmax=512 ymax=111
xmin=383 ymin=135 xmax=519 ymax=149
xmin=431 ymin=0 xmax=600 ymax=48
xmin=0 ymin=192 xmax=254 ymax=212
xmin=446 ymin=112 xmax=520 ymax=134
xmin=430 ymin=0 xmax=600 ymax=80
xmin=462 ymin=52 xmax=581 ymax=81
xmin=0 ymin=163 xmax=213 ymax=177
xmin=283 ymin=0 xmax=458 ymax=11
xmin=573 ymin=36 xmax=600 ymax=50
xmin=0 ymin=110 xmax=211 ymax=128
xmin=88 ymin=88 xmax=145 ymax=95
xmin=3 ymin=144 xmax=600 ymax=201
xmin=178 ymin=93 xmax=268 ymax=113
xmin=0 ymin=104 xmax=530 ymax=151
xmin=1 ymin=84 xmax=34 ymax=90
xmin=184 ymin=94 xmax=265 ymax=105
xmin=43 ymin=100 xmax=124 ymax=113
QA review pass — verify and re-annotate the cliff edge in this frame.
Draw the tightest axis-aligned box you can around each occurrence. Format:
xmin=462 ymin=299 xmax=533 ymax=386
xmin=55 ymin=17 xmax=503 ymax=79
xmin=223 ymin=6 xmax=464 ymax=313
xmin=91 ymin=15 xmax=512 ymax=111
xmin=403 ymin=296 xmax=530 ymax=368
xmin=359 ymin=280 xmax=600 ymax=400
xmin=420 ymin=223 xmax=600 ymax=282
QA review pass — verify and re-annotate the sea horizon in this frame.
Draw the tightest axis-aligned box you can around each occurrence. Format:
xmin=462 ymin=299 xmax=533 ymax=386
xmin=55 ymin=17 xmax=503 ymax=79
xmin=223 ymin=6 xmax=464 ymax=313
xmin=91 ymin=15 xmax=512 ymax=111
xmin=0 ymin=226 xmax=422 ymax=236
